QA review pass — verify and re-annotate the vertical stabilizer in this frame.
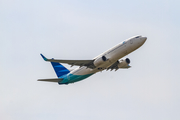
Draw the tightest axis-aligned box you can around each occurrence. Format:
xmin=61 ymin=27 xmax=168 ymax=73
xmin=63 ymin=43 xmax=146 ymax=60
xmin=51 ymin=62 xmax=70 ymax=77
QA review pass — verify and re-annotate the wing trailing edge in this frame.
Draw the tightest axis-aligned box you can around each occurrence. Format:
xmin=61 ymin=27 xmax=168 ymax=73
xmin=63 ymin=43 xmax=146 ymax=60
xmin=40 ymin=54 xmax=95 ymax=68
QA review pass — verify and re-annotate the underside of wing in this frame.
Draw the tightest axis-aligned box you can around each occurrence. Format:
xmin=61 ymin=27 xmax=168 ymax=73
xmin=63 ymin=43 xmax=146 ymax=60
xmin=38 ymin=78 xmax=63 ymax=82
xmin=40 ymin=54 xmax=95 ymax=68
xmin=107 ymin=61 xmax=119 ymax=71
xmin=107 ymin=59 xmax=131 ymax=71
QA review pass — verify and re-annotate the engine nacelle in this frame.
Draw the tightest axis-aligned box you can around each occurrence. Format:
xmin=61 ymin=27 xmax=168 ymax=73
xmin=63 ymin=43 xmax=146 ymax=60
xmin=93 ymin=56 xmax=107 ymax=67
xmin=118 ymin=58 xmax=131 ymax=68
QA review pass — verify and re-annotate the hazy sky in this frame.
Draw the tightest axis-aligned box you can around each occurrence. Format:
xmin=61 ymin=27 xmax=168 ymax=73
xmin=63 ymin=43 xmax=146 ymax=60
xmin=1 ymin=0 xmax=180 ymax=120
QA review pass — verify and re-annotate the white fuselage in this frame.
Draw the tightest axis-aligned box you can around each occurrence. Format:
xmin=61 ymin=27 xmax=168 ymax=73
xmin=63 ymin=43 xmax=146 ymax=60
xmin=70 ymin=36 xmax=147 ymax=76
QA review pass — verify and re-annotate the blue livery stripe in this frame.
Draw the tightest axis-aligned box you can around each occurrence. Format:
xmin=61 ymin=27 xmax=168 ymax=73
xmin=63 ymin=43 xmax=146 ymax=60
xmin=58 ymin=69 xmax=69 ymax=72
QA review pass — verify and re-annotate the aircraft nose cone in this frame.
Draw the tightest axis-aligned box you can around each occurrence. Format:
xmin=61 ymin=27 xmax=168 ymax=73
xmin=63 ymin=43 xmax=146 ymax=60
xmin=141 ymin=37 xmax=147 ymax=43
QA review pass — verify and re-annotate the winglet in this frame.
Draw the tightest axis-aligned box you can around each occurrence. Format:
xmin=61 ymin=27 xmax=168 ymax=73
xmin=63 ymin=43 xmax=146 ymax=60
xmin=40 ymin=54 xmax=48 ymax=61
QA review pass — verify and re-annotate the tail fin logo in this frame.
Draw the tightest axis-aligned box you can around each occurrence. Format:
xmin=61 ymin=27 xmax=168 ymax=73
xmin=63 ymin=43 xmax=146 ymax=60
xmin=51 ymin=62 xmax=70 ymax=78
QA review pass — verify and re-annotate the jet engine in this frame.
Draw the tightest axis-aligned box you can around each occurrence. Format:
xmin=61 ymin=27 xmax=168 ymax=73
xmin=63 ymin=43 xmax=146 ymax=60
xmin=118 ymin=58 xmax=131 ymax=68
xmin=93 ymin=56 xmax=107 ymax=67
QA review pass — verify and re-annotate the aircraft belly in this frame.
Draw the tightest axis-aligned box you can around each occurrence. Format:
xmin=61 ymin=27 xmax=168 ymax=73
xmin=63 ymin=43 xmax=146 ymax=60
xmin=71 ymin=67 xmax=96 ymax=75
xmin=68 ymin=74 xmax=94 ymax=83
xmin=58 ymin=73 xmax=94 ymax=84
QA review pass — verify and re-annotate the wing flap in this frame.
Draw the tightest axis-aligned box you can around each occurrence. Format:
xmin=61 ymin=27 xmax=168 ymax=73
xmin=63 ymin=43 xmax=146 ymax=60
xmin=107 ymin=61 xmax=131 ymax=71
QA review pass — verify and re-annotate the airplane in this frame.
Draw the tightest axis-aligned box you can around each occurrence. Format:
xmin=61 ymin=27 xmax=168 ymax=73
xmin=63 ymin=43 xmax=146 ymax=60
xmin=38 ymin=35 xmax=147 ymax=85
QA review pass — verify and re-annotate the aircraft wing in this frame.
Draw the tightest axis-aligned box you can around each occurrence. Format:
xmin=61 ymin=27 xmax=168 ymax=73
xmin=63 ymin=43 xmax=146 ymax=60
xmin=40 ymin=54 xmax=95 ymax=68
xmin=107 ymin=61 xmax=131 ymax=71
xmin=107 ymin=61 xmax=119 ymax=71
xmin=38 ymin=78 xmax=63 ymax=82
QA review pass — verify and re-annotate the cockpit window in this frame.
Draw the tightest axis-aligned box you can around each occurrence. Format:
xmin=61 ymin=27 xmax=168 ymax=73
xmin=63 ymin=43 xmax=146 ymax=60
xmin=135 ymin=36 xmax=141 ymax=38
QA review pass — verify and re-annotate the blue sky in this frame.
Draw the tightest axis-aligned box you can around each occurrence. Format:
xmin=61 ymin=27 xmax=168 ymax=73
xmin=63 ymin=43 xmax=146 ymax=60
xmin=1 ymin=0 xmax=180 ymax=120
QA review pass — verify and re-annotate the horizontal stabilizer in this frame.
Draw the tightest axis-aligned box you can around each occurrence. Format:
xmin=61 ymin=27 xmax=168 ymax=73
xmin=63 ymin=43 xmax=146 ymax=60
xmin=37 ymin=78 xmax=63 ymax=82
